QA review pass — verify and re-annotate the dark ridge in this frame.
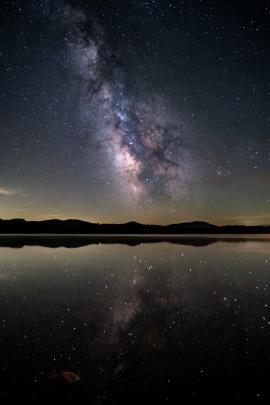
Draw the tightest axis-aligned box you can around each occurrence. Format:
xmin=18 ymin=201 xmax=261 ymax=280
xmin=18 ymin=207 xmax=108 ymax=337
xmin=0 ymin=218 xmax=269 ymax=235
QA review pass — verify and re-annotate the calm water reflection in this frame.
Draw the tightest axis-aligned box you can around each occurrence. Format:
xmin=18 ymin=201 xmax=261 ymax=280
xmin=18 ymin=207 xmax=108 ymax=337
xmin=0 ymin=237 xmax=270 ymax=401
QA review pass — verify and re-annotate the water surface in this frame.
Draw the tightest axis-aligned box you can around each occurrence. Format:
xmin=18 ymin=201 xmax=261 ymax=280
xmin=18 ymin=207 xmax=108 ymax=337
xmin=0 ymin=236 xmax=270 ymax=401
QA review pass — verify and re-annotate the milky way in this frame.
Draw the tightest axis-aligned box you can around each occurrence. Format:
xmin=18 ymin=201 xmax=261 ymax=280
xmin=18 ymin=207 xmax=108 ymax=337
xmin=60 ymin=4 xmax=196 ymax=206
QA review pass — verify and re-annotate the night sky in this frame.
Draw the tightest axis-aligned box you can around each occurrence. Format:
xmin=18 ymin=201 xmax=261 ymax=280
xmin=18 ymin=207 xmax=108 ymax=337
xmin=0 ymin=0 xmax=269 ymax=225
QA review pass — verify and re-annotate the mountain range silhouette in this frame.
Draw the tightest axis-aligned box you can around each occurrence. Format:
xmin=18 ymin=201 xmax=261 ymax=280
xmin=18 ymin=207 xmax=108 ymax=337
xmin=0 ymin=218 xmax=269 ymax=234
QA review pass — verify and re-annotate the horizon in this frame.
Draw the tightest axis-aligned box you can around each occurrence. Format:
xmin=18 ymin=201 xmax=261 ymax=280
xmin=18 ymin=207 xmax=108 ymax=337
xmin=0 ymin=217 xmax=270 ymax=228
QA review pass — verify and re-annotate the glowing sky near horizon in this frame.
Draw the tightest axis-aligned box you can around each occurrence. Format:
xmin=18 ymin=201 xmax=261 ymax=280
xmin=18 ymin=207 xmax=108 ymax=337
xmin=0 ymin=0 xmax=269 ymax=225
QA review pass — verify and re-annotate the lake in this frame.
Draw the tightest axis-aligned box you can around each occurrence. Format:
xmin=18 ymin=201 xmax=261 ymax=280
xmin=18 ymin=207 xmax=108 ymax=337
xmin=0 ymin=235 xmax=270 ymax=401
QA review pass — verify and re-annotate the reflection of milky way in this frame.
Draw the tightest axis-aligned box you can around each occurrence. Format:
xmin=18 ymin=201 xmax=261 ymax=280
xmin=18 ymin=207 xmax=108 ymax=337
xmin=62 ymin=4 xmax=195 ymax=203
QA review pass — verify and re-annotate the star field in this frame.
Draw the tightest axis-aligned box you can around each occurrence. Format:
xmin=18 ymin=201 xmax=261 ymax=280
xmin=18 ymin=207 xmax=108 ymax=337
xmin=0 ymin=0 xmax=269 ymax=224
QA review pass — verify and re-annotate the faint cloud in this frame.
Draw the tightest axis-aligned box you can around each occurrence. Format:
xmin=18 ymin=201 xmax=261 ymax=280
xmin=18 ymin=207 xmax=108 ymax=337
xmin=222 ymin=214 xmax=270 ymax=226
xmin=0 ymin=187 xmax=16 ymax=196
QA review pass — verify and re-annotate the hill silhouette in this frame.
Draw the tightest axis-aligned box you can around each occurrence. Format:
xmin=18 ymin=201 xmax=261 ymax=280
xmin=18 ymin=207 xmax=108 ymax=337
xmin=0 ymin=218 xmax=269 ymax=234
